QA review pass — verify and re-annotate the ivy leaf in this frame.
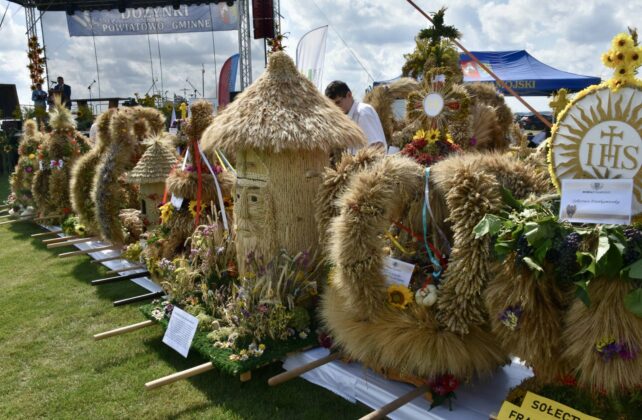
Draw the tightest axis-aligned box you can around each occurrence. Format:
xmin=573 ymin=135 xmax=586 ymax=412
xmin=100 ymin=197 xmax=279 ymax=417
xmin=625 ymin=259 xmax=642 ymax=279
xmin=494 ymin=241 xmax=513 ymax=258
xmin=596 ymin=243 xmax=623 ymax=278
xmin=574 ymin=280 xmax=591 ymax=307
xmin=624 ymin=288 xmax=642 ymax=318
xmin=522 ymin=256 xmax=543 ymax=273
xmin=525 ymin=220 xmax=555 ymax=248
xmin=576 ymin=252 xmax=596 ymax=277
xmin=500 ymin=186 xmax=524 ymax=210
xmin=473 ymin=214 xmax=505 ymax=239
xmin=596 ymin=231 xmax=610 ymax=263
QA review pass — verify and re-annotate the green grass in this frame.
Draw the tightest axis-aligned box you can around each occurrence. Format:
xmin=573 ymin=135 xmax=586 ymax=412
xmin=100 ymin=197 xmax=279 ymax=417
xmin=0 ymin=173 xmax=369 ymax=419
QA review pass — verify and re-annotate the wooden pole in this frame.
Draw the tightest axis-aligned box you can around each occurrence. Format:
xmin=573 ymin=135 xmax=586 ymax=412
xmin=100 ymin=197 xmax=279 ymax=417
xmin=405 ymin=0 xmax=552 ymax=129
xmin=91 ymin=271 xmax=150 ymax=286
xmin=0 ymin=213 xmax=13 ymax=219
xmin=58 ymin=245 xmax=120 ymax=258
xmin=106 ymin=265 xmax=146 ymax=274
xmin=359 ymin=385 xmax=431 ymax=420
xmin=34 ymin=214 xmax=63 ymax=222
xmin=31 ymin=230 xmax=62 ymax=238
xmin=268 ymin=352 xmax=341 ymax=386
xmin=93 ymin=320 xmax=155 ymax=341
xmin=113 ymin=291 xmax=164 ymax=307
xmin=47 ymin=236 xmax=100 ymax=248
xmin=0 ymin=217 xmax=34 ymax=225
xmin=145 ymin=362 xmax=214 ymax=390
xmin=43 ymin=235 xmax=76 ymax=244
xmin=0 ymin=204 xmax=10 ymax=210
xmin=90 ymin=255 xmax=123 ymax=264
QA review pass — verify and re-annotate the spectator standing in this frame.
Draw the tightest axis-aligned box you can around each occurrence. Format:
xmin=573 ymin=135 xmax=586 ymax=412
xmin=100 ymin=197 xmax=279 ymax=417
xmin=53 ymin=76 xmax=72 ymax=109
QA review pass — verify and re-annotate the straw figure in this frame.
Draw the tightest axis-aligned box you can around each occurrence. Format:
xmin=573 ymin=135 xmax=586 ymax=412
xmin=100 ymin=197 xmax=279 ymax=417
xmin=320 ymin=152 xmax=550 ymax=380
xmin=363 ymin=78 xmax=420 ymax=142
xmin=10 ymin=119 xmax=44 ymax=213
xmin=69 ymin=109 xmax=116 ymax=233
xmin=31 ymin=102 xmax=90 ymax=220
xmin=127 ymin=137 xmax=178 ymax=226
xmin=147 ymin=100 xmax=234 ymax=262
xmin=92 ymin=106 xmax=165 ymax=245
xmin=202 ymin=51 xmax=365 ymax=274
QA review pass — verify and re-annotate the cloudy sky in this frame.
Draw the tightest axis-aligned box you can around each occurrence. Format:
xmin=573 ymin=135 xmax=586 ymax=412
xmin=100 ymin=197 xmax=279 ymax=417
xmin=1 ymin=0 xmax=640 ymax=113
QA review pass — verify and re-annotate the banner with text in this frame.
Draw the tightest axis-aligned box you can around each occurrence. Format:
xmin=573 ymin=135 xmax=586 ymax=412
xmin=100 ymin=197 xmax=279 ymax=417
xmin=67 ymin=4 xmax=239 ymax=37
xmin=296 ymin=26 xmax=328 ymax=90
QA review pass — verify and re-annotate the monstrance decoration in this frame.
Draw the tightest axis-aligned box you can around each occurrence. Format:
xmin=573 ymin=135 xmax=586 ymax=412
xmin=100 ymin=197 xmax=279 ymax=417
xmin=549 ymin=32 xmax=642 ymax=215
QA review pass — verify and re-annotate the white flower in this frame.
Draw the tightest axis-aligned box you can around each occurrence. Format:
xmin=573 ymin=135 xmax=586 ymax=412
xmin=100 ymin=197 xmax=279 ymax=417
xmin=151 ymin=309 xmax=164 ymax=320
xmin=299 ymin=331 xmax=308 ymax=339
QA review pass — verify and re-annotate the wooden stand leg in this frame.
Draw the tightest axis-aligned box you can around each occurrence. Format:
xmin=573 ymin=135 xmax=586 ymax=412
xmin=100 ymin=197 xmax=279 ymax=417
xmin=47 ymin=236 xmax=100 ymax=248
xmin=0 ymin=217 xmax=34 ymax=226
xmin=34 ymin=214 xmax=62 ymax=222
xmin=106 ymin=265 xmax=145 ymax=274
xmin=91 ymin=271 xmax=150 ymax=286
xmin=268 ymin=352 xmax=340 ymax=386
xmin=31 ymin=230 xmax=62 ymax=238
xmin=359 ymin=385 xmax=431 ymax=420
xmin=43 ymin=235 xmax=76 ymax=244
xmin=113 ymin=291 xmax=164 ymax=307
xmin=145 ymin=362 xmax=214 ymax=390
xmin=59 ymin=245 xmax=119 ymax=258
xmin=93 ymin=320 xmax=155 ymax=341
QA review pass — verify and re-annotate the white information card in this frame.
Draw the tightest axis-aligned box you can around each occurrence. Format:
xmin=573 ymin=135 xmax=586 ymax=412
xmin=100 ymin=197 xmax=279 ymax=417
xmin=382 ymin=256 xmax=415 ymax=287
xmin=559 ymin=179 xmax=633 ymax=225
xmin=162 ymin=306 xmax=199 ymax=358
xmin=170 ymin=194 xmax=184 ymax=210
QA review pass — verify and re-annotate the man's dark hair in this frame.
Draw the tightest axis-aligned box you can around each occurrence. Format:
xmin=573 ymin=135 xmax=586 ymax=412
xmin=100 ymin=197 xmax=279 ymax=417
xmin=325 ymin=80 xmax=351 ymax=99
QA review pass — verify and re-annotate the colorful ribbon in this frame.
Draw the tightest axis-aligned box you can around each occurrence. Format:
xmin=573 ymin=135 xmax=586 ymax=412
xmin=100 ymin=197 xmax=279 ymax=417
xmin=423 ymin=167 xmax=443 ymax=282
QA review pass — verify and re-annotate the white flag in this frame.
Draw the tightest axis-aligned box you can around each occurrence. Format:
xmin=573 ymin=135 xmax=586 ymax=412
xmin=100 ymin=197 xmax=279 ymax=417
xmin=296 ymin=26 xmax=329 ymax=90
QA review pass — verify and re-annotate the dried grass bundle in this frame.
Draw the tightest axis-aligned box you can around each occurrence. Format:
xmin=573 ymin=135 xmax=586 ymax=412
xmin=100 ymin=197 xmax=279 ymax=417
xmin=363 ymin=78 xmax=420 ymax=142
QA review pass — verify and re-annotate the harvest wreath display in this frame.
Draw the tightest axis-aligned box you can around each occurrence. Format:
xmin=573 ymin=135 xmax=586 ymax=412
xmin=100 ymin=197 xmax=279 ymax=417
xmin=5 ymin=23 xmax=642 ymax=419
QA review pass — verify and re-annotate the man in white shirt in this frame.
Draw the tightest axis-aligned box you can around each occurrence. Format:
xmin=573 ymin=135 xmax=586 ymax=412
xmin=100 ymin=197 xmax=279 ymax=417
xmin=325 ymin=80 xmax=387 ymax=153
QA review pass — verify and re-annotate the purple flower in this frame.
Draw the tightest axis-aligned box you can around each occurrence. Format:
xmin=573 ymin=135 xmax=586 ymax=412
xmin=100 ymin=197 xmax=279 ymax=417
xmin=298 ymin=251 xmax=311 ymax=269
xmin=25 ymin=166 xmax=33 ymax=173
xmin=241 ymin=308 xmax=250 ymax=318
xmin=470 ymin=137 xmax=477 ymax=146
xmin=499 ymin=305 xmax=523 ymax=331
xmin=164 ymin=303 xmax=174 ymax=316
xmin=618 ymin=344 xmax=638 ymax=361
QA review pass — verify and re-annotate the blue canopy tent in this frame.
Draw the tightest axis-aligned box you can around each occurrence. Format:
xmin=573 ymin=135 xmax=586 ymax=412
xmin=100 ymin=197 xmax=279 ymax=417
xmin=459 ymin=50 xmax=600 ymax=96
xmin=374 ymin=50 xmax=601 ymax=96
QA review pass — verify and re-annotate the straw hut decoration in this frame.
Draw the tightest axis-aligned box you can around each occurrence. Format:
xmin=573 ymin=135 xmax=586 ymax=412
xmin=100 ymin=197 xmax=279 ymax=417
xmin=127 ymin=137 xmax=178 ymax=225
xmin=149 ymin=100 xmax=234 ymax=262
xmin=202 ymin=51 xmax=365 ymax=274
xmin=319 ymin=152 xmax=551 ymax=383
xmin=92 ymin=106 xmax=166 ymax=245
xmin=10 ymin=119 xmax=44 ymax=212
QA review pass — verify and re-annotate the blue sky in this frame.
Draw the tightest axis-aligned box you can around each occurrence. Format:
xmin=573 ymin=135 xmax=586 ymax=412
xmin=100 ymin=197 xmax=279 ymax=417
xmin=1 ymin=0 xmax=639 ymax=112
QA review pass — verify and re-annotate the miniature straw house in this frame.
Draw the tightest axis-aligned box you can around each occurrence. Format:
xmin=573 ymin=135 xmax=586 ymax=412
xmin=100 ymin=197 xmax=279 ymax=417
xmin=127 ymin=139 xmax=178 ymax=225
xmin=202 ymin=51 xmax=365 ymax=274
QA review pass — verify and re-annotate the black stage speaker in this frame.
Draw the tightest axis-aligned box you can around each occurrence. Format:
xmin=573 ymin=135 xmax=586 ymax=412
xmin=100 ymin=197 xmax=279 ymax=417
xmin=0 ymin=84 xmax=20 ymax=119
xmin=252 ymin=0 xmax=274 ymax=39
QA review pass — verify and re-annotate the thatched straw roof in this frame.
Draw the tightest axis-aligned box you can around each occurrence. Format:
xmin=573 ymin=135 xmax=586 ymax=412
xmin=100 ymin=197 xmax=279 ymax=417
xmin=202 ymin=51 xmax=366 ymax=154
xmin=127 ymin=138 xmax=178 ymax=184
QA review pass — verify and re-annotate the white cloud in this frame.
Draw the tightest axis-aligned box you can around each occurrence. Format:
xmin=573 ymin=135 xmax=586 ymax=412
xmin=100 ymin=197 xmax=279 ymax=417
xmin=1 ymin=0 xmax=640 ymax=113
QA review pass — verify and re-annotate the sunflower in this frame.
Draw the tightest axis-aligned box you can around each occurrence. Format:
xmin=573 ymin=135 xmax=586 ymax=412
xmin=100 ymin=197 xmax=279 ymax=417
xmin=28 ymin=153 xmax=36 ymax=160
xmin=189 ymin=200 xmax=208 ymax=218
xmin=413 ymin=129 xmax=427 ymax=141
xmin=426 ymin=128 xmax=441 ymax=144
xmin=159 ymin=202 xmax=174 ymax=225
xmin=387 ymin=284 xmax=413 ymax=309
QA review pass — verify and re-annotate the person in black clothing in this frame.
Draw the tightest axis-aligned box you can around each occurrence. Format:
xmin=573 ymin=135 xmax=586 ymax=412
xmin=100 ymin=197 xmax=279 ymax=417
xmin=53 ymin=76 xmax=72 ymax=109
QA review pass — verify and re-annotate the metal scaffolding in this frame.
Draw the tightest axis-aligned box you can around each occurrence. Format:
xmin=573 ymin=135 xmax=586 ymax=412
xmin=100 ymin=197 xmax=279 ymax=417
xmin=237 ymin=0 xmax=252 ymax=90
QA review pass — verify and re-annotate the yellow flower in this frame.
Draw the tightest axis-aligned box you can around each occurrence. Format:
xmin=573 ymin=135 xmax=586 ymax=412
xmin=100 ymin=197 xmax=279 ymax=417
xmin=413 ymin=129 xmax=426 ymax=141
xmin=612 ymin=33 xmax=633 ymax=51
xmin=28 ymin=153 xmax=36 ymax=160
xmin=159 ymin=202 xmax=173 ymax=225
xmin=427 ymin=128 xmax=440 ymax=144
xmin=387 ymin=284 xmax=413 ymax=309
xmin=446 ymin=133 xmax=454 ymax=144
xmin=189 ymin=200 xmax=198 ymax=217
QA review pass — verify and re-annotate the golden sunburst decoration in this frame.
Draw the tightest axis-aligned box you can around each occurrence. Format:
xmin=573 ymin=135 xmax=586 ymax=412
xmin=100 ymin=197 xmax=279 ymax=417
xmin=549 ymin=86 xmax=642 ymax=213
xmin=406 ymin=80 xmax=470 ymax=132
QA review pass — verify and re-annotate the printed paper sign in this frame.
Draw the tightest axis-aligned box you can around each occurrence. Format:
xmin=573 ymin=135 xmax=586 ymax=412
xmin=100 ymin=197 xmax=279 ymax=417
xmin=170 ymin=194 xmax=184 ymax=210
xmin=496 ymin=401 xmax=533 ymax=420
xmin=162 ymin=306 xmax=199 ymax=358
xmin=560 ymin=179 xmax=633 ymax=225
xmin=521 ymin=391 xmax=599 ymax=420
xmin=382 ymin=256 xmax=415 ymax=286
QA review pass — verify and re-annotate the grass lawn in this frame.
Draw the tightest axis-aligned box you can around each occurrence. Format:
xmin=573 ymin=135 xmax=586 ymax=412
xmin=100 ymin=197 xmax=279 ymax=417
xmin=0 ymin=173 xmax=369 ymax=419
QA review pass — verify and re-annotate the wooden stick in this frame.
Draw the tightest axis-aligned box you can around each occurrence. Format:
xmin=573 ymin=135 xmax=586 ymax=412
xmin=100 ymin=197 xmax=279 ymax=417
xmin=0 ymin=213 xmax=12 ymax=219
xmin=359 ymin=385 xmax=431 ymax=420
xmin=0 ymin=217 xmax=34 ymax=225
xmin=34 ymin=214 xmax=63 ymax=221
xmin=31 ymin=230 xmax=62 ymax=238
xmin=91 ymin=271 xmax=150 ymax=286
xmin=43 ymin=235 xmax=76 ymax=244
xmin=106 ymin=265 xmax=146 ymax=274
xmin=113 ymin=291 xmax=164 ymax=307
xmin=145 ymin=362 xmax=214 ymax=390
xmin=58 ymin=245 xmax=120 ymax=258
xmin=93 ymin=320 xmax=155 ymax=341
xmin=268 ymin=352 xmax=341 ymax=386
xmin=405 ymin=0 xmax=552 ymax=130
xmin=0 ymin=204 xmax=10 ymax=210
xmin=47 ymin=236 xmax=100 ymax=248
xmin=91 ymin=255 xmax=123 ymax=264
